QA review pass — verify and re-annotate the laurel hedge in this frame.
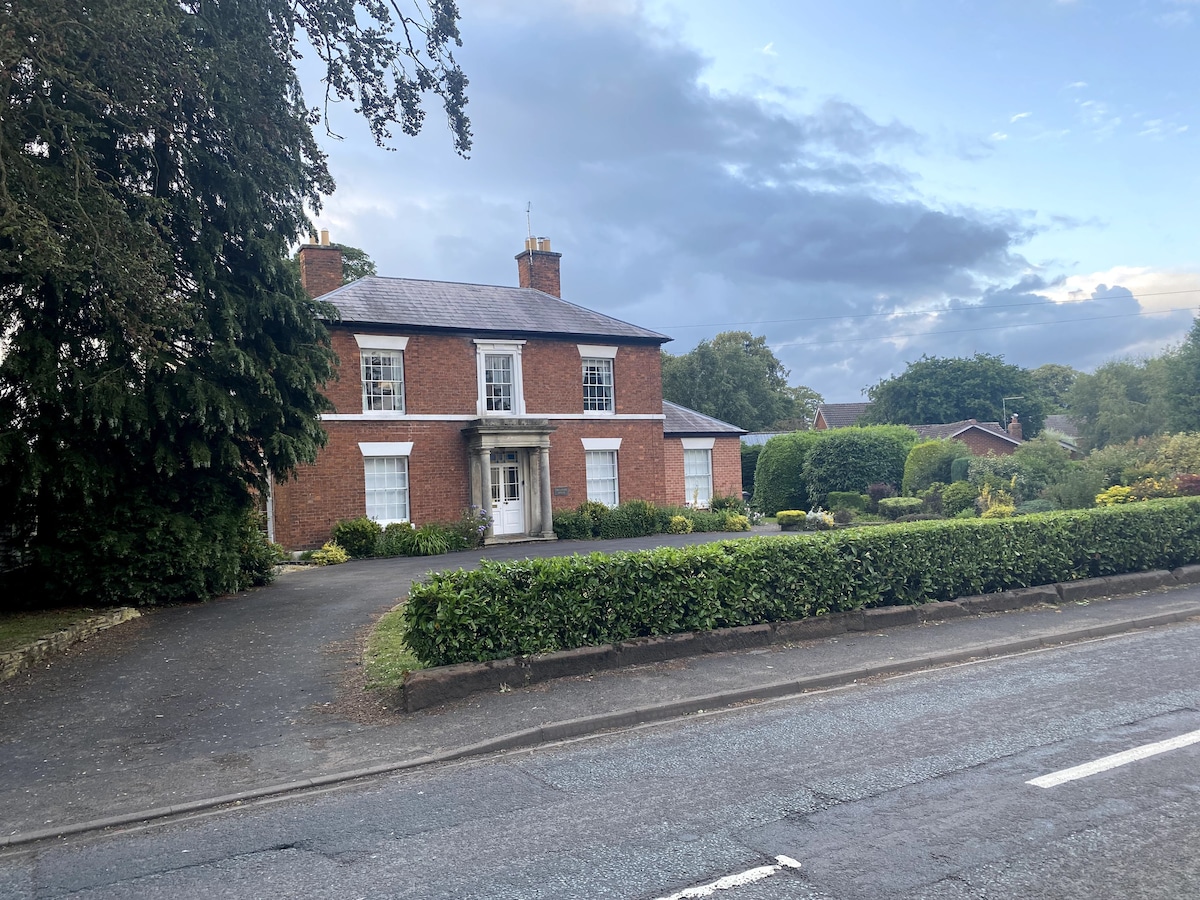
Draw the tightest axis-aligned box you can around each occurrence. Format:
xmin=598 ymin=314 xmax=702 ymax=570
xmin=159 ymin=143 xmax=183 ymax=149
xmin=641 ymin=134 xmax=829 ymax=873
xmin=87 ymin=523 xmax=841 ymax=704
xmin=401 ymin=498 xmax=1200 ymax=667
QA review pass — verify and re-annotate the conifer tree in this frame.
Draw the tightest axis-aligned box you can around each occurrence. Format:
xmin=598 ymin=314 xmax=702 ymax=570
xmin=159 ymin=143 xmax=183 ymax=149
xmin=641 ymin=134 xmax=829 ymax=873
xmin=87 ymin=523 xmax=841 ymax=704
xmin=0 ymin=0 xmax=470 ymax=606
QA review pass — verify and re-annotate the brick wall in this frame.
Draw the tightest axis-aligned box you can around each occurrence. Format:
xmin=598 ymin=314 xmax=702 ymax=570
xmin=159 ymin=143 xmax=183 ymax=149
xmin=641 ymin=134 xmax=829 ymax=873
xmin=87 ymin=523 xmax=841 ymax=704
xmin=327 ymin=329 xmax=479 ymax=416
xmin=662 ymin=436 xmax=744 ymax=507
xmin=273 ymin=420 xmax=472 ymax=549
xmin=548 ymin=420 xmax=668 ymax=510
xmin=713 ymin=436 xmax=743 ymax=498
xmin=956 ymin=430 xmax=1019 ymax=457
xmin=524 ymin=341 xmax=662 ymax=416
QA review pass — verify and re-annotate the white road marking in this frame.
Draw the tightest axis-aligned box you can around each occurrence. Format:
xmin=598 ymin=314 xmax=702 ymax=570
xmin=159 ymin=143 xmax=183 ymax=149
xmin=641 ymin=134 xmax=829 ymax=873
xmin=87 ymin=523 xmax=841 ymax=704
xmin=653 ymin=856 xmax=802 ymax=899
xmin=1028 ymin=727 xmax=1200 ymax=788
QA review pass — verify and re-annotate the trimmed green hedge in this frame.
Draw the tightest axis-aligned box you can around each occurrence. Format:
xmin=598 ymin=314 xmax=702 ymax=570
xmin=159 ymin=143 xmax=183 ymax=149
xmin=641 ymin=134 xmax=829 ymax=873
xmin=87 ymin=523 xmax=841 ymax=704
xmin=402 ymin=498 xmax=1200 ymax=667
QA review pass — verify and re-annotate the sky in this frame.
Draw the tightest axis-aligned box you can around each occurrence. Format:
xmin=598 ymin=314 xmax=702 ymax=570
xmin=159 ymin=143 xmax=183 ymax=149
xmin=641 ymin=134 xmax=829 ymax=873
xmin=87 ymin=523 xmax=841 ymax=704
xmin=306 ymin=0 xmax=1200 ymax=403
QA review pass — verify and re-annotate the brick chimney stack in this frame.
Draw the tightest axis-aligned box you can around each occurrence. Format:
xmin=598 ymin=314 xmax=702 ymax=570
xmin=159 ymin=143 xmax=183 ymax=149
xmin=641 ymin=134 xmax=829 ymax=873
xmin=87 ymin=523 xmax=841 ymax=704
xmin=515 ymin=236 xmax=562 ymax=297
xmin=1008 ymin=414 xmax=1023 ymax=442
xmin=297 ymin=229 xmax=343 ymax=298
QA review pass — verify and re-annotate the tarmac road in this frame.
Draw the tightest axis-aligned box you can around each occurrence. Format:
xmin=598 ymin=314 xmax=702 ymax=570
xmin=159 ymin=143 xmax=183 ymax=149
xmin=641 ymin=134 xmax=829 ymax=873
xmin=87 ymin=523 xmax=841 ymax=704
xmin=3 ymin=618 xmax=1199 ymax=899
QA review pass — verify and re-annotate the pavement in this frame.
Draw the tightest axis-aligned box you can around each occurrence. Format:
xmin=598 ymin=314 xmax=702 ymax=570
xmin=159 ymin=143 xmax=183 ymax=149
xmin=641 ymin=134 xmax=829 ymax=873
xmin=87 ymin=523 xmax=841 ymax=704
xmin=3 ymin=528 xmax=1200 ymax=849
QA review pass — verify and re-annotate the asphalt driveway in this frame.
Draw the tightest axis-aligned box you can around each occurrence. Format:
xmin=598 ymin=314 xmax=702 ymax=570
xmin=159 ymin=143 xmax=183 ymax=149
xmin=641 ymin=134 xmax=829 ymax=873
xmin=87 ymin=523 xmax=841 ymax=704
xmin=0 ymin=530 xmax=767 ymax=836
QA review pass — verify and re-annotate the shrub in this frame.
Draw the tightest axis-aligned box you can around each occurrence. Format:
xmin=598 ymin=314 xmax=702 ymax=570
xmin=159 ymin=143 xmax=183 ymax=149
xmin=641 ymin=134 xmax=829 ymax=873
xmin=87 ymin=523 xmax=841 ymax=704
xmin=401 ymin=498 xmax=1200 ymax=666
xmin=1095 ymin=485 xmax=1133 ymax=506
xmin=826 ymin=491 xmax=867 ymax=511
xmin=1042 ymin=469 xmax=1106 ymax=510
xmin=310 ymin=542 xmax=349 ymax=566
xmin=619 ymin=499 xmax=661 ymax=537
xmin=331 ymin=517 xmax=382 ymax=559
xmin=553 ymin=510 xmax=594 ymax=541
xmin=866 ymin=482 xmax=897 ymax=512
xmin=450 ymin=507 xmax=492 ymax=549
xmin=940 ymin=481 xmax=979 ymax=517
xmin=1159 ymin=432 xmax=1200 ymax=475
xmin=1016 ymin=499 xmax=1057 ymax=515
xmin=953 ymin=508 xmax=978 ymax=519
xmin=667 ymin=515 xmax=693 ymax=534
xmin=832 ymin=508 xmax=854 ymax=524
xmin=981 ymin=505 xmax=1015 ymax=519
xmin=950 ymin=457 xmax=972 ymax=483
xmin=238 ymin=517 xmax=285 ymax=587
xmin=1129 ymin=477 xmax=1177 ymax=501
xmin=378 ymin=522 xmax=415 ymax=556
xmin=918 ymin=482 xmax=946 ymax=515
xmin=599 ymin=505 xmax=641 ymax=539
xmin=1176 ymin=474 xmax=1200 ymax=496
xmin=903 ymin=440 xmax=970 ymax=496
xmin=806 ymin=508 xmax=834 ymax=530
xmin=803 ymin=426 xmax=917 ymax=506
xmin=753 ymin=431 xmax=827 ymax=515
xmin=878 ymin=497 xmax=924 ymax=519
xmin=686 ymin=510 xmax=728 ymax=532
xmin=723 ymin=513 xmax=751 ymax=532
xmin=577 ymin=500 xmax=610 ymax=535
xmin=409 ymin=523 xmax=453 ymax=556
xmin=776 ymin=510 xmax=807 ymax=530
xmin=897 ymin=513 xmax=941 ymax=523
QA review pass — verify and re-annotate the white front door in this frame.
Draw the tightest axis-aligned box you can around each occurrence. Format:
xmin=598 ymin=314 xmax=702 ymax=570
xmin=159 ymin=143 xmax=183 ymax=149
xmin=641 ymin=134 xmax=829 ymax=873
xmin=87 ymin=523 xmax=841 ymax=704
xmin=490 ymin=451 xmax=525 ymax=535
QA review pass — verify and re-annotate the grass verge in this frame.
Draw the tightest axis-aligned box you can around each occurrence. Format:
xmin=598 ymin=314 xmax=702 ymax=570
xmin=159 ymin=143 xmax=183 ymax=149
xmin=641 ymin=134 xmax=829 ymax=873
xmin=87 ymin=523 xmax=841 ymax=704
xmin=0 ymin=608 xmax=99 ymax=653
xmin=364 ymin=604 xmax=423 ymax=691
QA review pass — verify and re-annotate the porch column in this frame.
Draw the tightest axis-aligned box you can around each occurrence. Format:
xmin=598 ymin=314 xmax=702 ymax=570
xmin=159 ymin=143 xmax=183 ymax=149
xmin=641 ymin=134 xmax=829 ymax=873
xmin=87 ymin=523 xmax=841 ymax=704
xmin=478 ymin=448 xmax=494 ymax=539
xmin=538 ymin=445 xmax=554 ymax=537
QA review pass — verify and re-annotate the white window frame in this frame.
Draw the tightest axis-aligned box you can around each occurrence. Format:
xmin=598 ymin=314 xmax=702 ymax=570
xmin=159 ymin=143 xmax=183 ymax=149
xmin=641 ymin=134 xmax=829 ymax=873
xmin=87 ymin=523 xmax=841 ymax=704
xmin=681 ymin=437 xmax=715 ymax=508
xmin=579 ymin=345 xmax=617 ymax=415
xmin=359 ymin=442 xmax=413 ymax=525
xmin=475 ymin=340 xmax=526 ymax=416
xmin=355 ymin=334 xmax=409 ymax=414
xmin=582 ymin=437 xmax=621 ymax=507
xmin=581 ymin=358 xmax=615 ymax=414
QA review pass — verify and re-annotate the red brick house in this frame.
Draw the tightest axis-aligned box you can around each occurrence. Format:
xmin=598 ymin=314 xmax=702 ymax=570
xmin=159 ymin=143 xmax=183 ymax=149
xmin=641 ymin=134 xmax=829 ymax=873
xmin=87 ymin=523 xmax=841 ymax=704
xmin=912 ymin=419 xmax=1022 ymax=456
xmin=270 ymin=236 xmax=744 ymax=548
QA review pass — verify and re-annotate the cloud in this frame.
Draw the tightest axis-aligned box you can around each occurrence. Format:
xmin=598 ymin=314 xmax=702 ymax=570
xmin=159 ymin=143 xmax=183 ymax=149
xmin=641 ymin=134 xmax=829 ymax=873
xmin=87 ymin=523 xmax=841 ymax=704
xmin=1010 ymin=112 xmax=1032 ymax=123
xmin=760 ymin=41 xmax=777 ymax=56
xmin=312 ymin=3 xmax=1193 ymax=399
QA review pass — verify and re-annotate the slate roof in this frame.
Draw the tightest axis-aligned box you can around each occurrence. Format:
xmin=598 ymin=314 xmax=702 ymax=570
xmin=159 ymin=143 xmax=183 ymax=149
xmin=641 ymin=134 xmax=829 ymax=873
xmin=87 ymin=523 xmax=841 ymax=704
xmin=1044 ymin=414 xmax=1080 ymax=439
xmin=740 ymin=432 xmax=786 ymax=446
xmin=320 ymin=276 xmax=669 ymax=344
xmin=815 ymin=402 xmax=872 ymax=428
xmin=663 ymin=401 xmax=746 ymax=436
xmin=912 ymin=420 xmax=1020 ymax=445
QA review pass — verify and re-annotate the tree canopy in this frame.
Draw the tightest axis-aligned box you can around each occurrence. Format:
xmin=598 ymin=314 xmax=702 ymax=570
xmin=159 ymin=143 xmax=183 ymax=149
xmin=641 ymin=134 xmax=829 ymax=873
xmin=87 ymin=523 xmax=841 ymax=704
xmin=1066 ymin=357 xmax=1171 ymax=451
xmin=862 ymin=353 xmax=1044 ymax=436
xmin=1028 ymin=363 xmax=1081 ymax=414
xmin=0 ymin=0 xmax=470 ymax=606
xmin=662 ymin=332 xmax=823 ymax=432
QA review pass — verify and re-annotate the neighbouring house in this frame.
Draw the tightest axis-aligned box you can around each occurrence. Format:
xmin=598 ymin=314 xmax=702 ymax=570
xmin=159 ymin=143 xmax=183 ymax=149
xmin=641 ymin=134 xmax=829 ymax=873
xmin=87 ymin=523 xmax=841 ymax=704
xmin=813 ymin=402 xmax=872 ymax=430
xmin=270 ymin=235 xmax=743 ymax=549
xmin=912 ymin=418 xmax=1023 ymax=456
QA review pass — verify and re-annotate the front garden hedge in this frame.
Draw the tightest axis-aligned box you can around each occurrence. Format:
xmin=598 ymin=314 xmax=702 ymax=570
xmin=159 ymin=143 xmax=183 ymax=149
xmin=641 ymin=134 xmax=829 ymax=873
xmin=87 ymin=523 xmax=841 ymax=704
xmin=402 ymin=498 xmax=1200 ymax=667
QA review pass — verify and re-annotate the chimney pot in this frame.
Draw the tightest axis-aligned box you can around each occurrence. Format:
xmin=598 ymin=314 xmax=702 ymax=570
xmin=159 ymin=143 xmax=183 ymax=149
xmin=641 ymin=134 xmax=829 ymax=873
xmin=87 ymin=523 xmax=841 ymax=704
xmin=320 ymin=229 xmax=330 ymax=246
